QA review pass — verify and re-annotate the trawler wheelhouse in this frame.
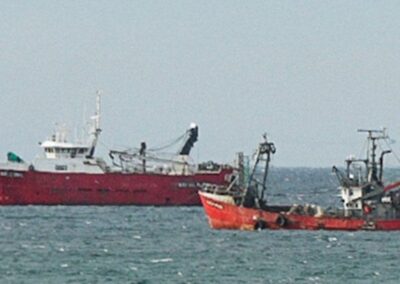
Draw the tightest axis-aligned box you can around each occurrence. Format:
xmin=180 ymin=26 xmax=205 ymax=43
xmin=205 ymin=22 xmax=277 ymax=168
xmin=41 ymin=141 xmax=90 ymax=160
xmin=333 ymin=129 xmax=394 ymax=215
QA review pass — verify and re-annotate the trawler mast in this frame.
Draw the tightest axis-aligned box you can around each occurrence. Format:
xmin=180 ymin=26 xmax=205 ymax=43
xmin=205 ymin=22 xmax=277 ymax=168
xmin=242 ymin=133 xmax=276 ymax=207
xmin=356 ymin=129 xmax=390 ymax=184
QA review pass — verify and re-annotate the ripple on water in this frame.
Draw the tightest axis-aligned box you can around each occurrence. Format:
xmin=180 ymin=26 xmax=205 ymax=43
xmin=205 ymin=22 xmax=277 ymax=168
xmin=1 ymin=169 xmax=400 ymax=283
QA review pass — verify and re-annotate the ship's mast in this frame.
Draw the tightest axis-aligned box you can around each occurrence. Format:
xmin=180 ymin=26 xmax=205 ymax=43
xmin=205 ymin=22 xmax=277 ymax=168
xmin=357 ymin=129 xmax=389 ymax=184
xmin=95 ymin=93 xmax=101 ymax=130
xmin=333 ymin=128 xmax=393 ymax=213
xmin=243 ymin=133 xmax=276 ymax=206
xmin=87 ymin=93 xmax=102 ymax=158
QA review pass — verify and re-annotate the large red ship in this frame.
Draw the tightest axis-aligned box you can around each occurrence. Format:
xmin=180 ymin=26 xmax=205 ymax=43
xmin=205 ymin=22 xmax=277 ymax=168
xmin=0 ymin=96 xmax=233 ymax=205
xmin=200 ymin=130 xmax=400 ymax=231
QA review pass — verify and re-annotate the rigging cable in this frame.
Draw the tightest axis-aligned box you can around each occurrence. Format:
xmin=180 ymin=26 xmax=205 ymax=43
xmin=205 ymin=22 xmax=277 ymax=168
xmin=357 ymin=138 xmax=368 ymax=161
xmin=98 ymin=139 xmax=112 ymax=152
xmin=148 ymin=132 xmax=187 ymax=152
xmin=383 ymin=136 xmax=400 ymax=164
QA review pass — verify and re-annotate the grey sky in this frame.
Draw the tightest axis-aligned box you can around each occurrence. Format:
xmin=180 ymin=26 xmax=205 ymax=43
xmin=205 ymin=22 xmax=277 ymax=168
xmin=1 ymin=1 xmax=400 ymax=167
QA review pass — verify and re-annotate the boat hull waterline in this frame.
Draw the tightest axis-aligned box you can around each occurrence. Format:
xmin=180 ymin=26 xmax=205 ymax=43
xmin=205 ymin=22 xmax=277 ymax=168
xmin=0 ymin=169 xmax=232 ymax=206
xmin=199 ymin=191 xmax=400 ymax=231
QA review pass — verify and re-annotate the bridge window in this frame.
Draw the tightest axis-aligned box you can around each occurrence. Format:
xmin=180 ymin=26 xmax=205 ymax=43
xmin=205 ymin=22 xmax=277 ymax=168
xmin=55 ymin=165 xmax=67 ymax=171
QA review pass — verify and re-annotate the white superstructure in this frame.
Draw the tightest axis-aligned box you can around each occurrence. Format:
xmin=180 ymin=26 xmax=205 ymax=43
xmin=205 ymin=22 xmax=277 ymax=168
xmin=1 ymin=95 xmax=105 ymax=174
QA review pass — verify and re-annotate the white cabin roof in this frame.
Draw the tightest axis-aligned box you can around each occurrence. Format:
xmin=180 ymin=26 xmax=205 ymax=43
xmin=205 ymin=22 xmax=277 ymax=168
xmin=40 ymin=140 xmax=89 ymax=149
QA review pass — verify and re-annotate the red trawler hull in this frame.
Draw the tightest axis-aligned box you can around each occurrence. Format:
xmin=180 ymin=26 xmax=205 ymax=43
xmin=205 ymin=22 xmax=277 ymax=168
xmin=199 ymin=191 xmax=400 ymax=231
xmin=0 ymin=169 xmax=232 ymax=205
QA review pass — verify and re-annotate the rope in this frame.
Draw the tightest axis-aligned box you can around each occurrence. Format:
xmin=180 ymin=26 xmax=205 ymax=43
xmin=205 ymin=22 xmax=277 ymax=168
xmin=98 ymin=140 xmax=112 ymax=151
xmin=357 ymin=138 xmax=368 ymax=161
xmin=148 ymin=132 xmax=187 ymax=152
xmin=383 ymin=136 xmax=400 ymax=164
xmin=98 ymin=130 xmax=188 ymax=155
xmin=96 ymin=128 xmax=196 ymax=169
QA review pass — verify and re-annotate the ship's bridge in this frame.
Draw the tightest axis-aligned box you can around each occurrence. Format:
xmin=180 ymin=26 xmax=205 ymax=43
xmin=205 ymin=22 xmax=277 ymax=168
xmin=40 ymin=140 xmax=90 ymax=159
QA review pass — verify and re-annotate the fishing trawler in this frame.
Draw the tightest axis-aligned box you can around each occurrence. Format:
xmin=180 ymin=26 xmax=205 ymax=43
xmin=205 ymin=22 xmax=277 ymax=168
xmin=0 ymin=96 xmax=233 ymax=205
xmin=199 ymin=130 xmax=400 ymax=231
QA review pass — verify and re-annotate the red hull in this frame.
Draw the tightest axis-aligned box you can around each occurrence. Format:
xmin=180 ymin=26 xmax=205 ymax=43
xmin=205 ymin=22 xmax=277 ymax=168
xmin=0 ymin=169 xmax=232 ymax=205
xmin=199 ymin=191 xmax=400 ymax=231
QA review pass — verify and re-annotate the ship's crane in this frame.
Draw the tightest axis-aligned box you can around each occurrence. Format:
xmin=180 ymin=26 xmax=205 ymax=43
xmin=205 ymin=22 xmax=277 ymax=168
xmin=108 ymin=123 xmax=199 ymax=173
xmin=179 ymin=123 xmax=198 ymax=156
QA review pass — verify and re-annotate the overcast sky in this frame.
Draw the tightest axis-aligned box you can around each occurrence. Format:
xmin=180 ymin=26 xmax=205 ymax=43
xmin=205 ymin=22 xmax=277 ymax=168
xmin=1 ymin=1 xmax=400 ymax=167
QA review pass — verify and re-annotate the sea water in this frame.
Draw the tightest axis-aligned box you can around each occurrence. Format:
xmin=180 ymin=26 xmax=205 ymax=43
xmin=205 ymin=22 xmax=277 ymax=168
xmin=1 ymin=168 xmax=400 ymax=283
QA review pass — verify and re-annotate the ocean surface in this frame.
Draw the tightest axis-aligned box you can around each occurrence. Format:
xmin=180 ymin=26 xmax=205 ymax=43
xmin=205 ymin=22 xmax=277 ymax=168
xmin=1 ymin=168 xmax=400 ymax=284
